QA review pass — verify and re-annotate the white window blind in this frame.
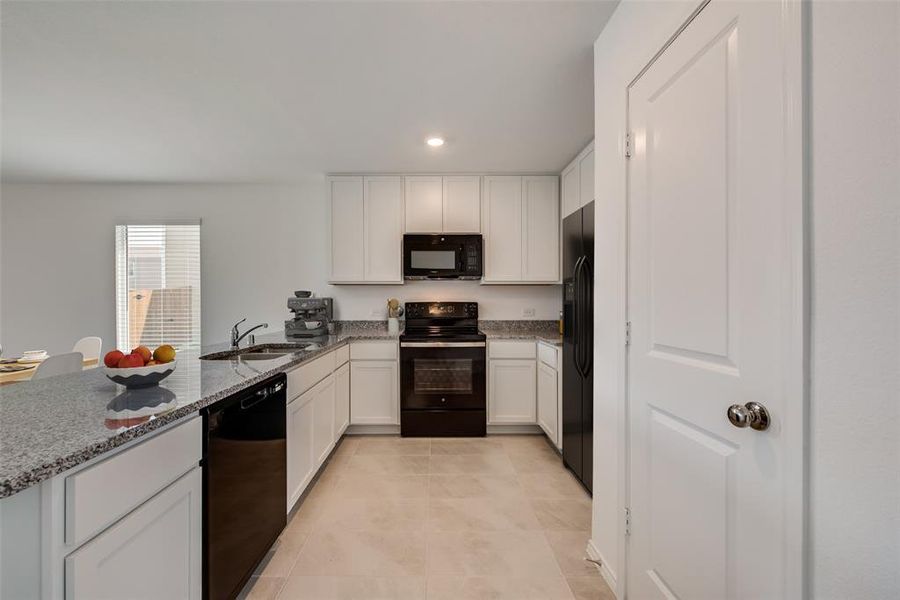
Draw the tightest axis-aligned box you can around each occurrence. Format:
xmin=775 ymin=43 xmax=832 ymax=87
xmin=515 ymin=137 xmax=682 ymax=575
xmin=115 ymin=224 xmax=201 ymax=352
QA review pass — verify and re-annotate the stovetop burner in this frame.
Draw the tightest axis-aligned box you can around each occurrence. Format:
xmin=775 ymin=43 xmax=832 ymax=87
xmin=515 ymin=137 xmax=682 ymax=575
xmin=400 ymin=301 xmax=484 ymax=342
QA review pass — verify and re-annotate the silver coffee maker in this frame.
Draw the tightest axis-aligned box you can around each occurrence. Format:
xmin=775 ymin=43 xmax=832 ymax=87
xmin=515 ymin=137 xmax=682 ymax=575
xmin=285 ymin=296 xmax=333 ymax=337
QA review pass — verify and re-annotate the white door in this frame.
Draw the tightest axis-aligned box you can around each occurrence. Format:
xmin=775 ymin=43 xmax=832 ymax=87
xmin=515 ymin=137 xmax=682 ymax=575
xmin=561 ymin=161 xmax=580 ymax=218
xmin=405 ymin=176 xmax=443 ymax=233
xmin=334 ymin=362 xmax=350 ymax=438
xmin=523 ymin=175 xmax=560 ymax=282
xmin=442 ymin=175 xmax=481 ymax=233
xmin=350 ymin=360 xmax=398 ymax=424
xmin=312 ymin=375 xmax=336 ymax=466
xmin=65 ymin=468 xmax=202 ymax=600
xmin=364 ymin=176 xmax=403 ymax=282
xmin=627 ymin=2 xmax=802 ymax=599
xmin=482 ymin=176 xmax=523 ymax=281
xmin=287 ymin=394 xmax=314 ymax=509
xmin=329 ymin=177 xmax=365 ymax=282
xmin=488 ymin=359 xmax=536 ymax=424
xmin=537 ymin=361 xmax=558 ymax=444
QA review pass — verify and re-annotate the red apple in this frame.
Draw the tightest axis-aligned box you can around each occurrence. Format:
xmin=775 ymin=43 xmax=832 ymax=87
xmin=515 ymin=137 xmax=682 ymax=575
xmin=104 ymin=350 xmax=125 ymax=368
xmin=117 ymin=353 xmax=144 ymax=369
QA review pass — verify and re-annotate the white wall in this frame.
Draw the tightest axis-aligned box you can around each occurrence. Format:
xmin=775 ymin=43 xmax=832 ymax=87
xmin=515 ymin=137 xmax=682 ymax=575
xmin=809 ymin=2 xmax=900 ymax=597
xmin=0 ymin=181 xmax=560 ymax=356
xmin=591 ymin=1 xmax=900 ymax=598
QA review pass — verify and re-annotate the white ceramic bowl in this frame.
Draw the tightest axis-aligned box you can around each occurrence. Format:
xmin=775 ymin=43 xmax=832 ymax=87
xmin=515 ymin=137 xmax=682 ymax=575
xmin=105 ymin=360 xmax=176 ymax=388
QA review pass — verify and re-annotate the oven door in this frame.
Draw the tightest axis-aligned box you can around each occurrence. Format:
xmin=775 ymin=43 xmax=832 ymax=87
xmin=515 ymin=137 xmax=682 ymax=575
xmin=400 ymin=342 xmax=486 ymax=410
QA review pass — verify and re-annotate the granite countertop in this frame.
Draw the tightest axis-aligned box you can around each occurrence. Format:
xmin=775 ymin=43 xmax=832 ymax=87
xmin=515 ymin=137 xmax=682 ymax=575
xmin=479 ymin=320 xmax=563 ymax=346
xmin=0 ymin=322 xmax=397 ymax=499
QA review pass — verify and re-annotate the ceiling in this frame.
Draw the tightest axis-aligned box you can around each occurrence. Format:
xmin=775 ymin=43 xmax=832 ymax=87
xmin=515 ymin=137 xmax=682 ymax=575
xmin=1 ymin=1 xmax=617 ymax=183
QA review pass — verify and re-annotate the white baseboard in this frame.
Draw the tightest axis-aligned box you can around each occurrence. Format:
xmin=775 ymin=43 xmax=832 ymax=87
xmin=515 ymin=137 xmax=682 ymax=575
xmin=586 ymin=539 xmax=618 ymax=597
xmin=345 ymin=424 xmax=401 ymax=435
xmin=486 ymin=424 xmax=543 ymax=435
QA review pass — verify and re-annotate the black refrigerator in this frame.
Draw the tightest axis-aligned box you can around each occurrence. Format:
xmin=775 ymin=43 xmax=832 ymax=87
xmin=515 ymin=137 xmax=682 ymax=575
xmin=562 ymin=201 xmax=594 ymax=493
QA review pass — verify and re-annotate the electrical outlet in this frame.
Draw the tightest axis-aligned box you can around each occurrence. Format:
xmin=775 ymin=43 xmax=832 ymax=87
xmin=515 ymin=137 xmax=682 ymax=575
xmin=522 ymin=307 xmax=536 ymax=318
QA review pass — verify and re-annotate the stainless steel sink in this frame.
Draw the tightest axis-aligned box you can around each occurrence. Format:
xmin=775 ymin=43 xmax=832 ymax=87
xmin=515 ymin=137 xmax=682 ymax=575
xmin=234 ymin=352 xmax=288 ymax=360
xmin=200 ymin=344 xmax=311 ymax=361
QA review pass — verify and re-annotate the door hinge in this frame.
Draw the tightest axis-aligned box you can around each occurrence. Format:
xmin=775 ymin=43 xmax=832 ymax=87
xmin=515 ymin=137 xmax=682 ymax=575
xmin=625 ymin=507 xmax=632 ymax=536
xmin=625 ymin=321 xmax=632 ymax=346
xmin=625 ymin=132 xmax=633 ymax=159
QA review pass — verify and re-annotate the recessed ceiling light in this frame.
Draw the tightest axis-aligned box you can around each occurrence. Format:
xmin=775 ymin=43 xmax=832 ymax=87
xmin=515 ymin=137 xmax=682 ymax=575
xmin=426 ymin=137 xmax=445 ymax=147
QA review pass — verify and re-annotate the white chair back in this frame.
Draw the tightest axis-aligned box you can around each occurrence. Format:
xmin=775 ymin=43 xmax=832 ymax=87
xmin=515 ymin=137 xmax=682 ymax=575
xmin=32 ymin=352 xmax=84 ymax=380
xmin=72 ymin=337 xmax=102 ymax=363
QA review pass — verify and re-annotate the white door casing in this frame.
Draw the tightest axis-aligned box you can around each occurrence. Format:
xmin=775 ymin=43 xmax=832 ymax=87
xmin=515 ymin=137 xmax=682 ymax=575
xmin=626 ymin=1 xmax=805 ymax=599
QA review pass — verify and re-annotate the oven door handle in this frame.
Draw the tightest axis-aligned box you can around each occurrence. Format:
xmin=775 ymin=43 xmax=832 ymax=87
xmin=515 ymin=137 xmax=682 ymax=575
xmin=400 ymin=342 xmax=486 ymax=348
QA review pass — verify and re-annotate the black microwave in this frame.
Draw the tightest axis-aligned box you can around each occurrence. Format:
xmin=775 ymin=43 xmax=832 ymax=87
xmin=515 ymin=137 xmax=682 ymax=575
xmin=403 ymin=234 xmax=482 ymax=280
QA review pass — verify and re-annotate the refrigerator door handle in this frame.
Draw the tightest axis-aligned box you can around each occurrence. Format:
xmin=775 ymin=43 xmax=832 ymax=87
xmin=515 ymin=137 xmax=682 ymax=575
xmin=581 ymin=257 xmax=594 ymax=376
xmin=573 ymin=256 xmax=586 ymax=378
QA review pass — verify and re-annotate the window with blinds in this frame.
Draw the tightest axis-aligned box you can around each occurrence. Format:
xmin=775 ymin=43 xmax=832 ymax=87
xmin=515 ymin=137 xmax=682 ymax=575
xmin=115 ymin=224 xmax=201 ymax=351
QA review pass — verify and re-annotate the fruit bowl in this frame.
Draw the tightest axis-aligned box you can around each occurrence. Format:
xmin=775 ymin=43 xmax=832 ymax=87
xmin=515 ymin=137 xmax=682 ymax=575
xmin=105 ymin=361 xmax=176 ymax=388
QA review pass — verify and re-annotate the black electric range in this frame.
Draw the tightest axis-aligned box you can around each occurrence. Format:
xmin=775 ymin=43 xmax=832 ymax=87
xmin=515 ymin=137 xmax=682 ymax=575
xmin=399 ymin=302 xmax=486 ymax=437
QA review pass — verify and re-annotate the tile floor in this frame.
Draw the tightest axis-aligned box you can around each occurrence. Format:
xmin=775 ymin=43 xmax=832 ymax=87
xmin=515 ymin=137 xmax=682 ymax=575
xmin=239 ymin=435 xmax=614 ymax=600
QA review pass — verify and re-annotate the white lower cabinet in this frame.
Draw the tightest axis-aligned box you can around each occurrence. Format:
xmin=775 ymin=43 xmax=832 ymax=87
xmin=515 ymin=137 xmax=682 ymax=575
xmin=488 ymin=358 xmax=537 ymax=424
xmin=334 ymin=362 xmax=350 ymax=438
xmin=350 ymin=360 xmax=399 ymax=425
xmin=537 ymin=361 xmax=559 ymax=445
xmin=65 ymin=467 xmax=202 ymax=600
xmin=287 ymin=390 xmax=315 ymax=509
xmin=312 ymin=375 xmax=337 ymax=466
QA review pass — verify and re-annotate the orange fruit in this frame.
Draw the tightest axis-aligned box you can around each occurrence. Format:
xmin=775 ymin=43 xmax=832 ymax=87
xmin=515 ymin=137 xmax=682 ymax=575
xmin=153 ymin=344 xmax=176 ymax=363
xmin=133 ymin=346 xmax=152 ymax=364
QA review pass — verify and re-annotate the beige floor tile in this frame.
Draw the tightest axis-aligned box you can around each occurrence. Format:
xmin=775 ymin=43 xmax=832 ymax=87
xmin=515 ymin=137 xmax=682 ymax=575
xmin=430 ymin=438 xmax=505 ymax=455
xmin=545 ymin=530 xmax=599 ymax=577
xmin=426 ymin=530 xmax=562 ymax=577
xmin=565 ymin=574 xmax=616 ymax=600
xmin=508 ymin=450 xmax=566 ymax=473
xmin=316 ymin=498 xmax=428 ymax=531
xmin=332 ymin=473 xmax=429 ymax=499
xmin=426 ymin=575 xmax=574 ymax=600
xmin=355 ymin=436 xmax=431 ymax=455
xmin=531 ymin=498 xmax=592 ymax=531
xmin=426 ymin=497 xmax=541 ymax=531
xmin=254 ymin=530 xmax=309 ymax=578
xmin=428 ymin=453 xmax=516 ymax=475
xmin=344 ymin=454 xmax=431 ymax=475
xmin=427 ymin=473 xmax=522 ymax=499
xmin=238 ymin=576 xmax=285 ymax=600
xmin=518 ymin=471 xmax=590 ymax=499
xmin=291 ymin=529 xmax=426 ymax=577
xmin=497 ymin=435 xmax=554 ymax=452
xmin=278 ymin=576 xmax=425 ymax=599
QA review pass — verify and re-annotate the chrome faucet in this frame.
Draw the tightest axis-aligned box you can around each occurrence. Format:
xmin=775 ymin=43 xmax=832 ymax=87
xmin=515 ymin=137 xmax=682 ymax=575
xmin=231 ymin=318 xmax=268 ymax=348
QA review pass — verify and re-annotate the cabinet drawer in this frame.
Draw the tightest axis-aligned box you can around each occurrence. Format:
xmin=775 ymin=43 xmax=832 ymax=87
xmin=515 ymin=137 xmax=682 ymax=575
xmin=488 ymin=340 xmax=537 ymax=360
xmin=350 ymin=340 xmax=398 ymax=361
xmin=538 ymin=343 xmax=558 ymax=369
xmin=334 ymin=344 xmax=350 ymax=366
xmin=65 ymin=418 xmax=202 ymax=547
xmin=287 ymin=352 xmax=336 ymax=400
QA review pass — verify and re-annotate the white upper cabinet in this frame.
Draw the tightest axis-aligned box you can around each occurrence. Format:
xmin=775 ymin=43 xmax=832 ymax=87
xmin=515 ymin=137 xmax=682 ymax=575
xmin=330 ymin=176 xmax=403 ymax=283
xmin=523 ymin=176 xmax=560 ymax=282
xmin=404 ymin=175 xmax=481 ymax=234
xmin=560 ymin=140 xmax=594 ymax=219
xmin=483 ymin=175 xmax=559 ymax=283
xmin=482 ymin=176 xmax=524 ymax=281
xmin=404 ymin=176 xmax=443 ymax=233
xmin=330 ymin=177 xmax=365 ymax=281
xmin=442 ymin=176 xmax=481 ymax=233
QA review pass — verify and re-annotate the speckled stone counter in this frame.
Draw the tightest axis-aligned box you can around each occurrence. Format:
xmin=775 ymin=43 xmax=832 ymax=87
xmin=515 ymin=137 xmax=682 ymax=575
xmin=479 ymin=320 xmax=563 ymax=346
xmin=0 ymin=323 xmax=398 ymax=498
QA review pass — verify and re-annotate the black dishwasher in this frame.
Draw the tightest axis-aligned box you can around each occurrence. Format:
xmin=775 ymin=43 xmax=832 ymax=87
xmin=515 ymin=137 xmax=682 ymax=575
xmin=202 ymin=374 xmax=287 ymax=600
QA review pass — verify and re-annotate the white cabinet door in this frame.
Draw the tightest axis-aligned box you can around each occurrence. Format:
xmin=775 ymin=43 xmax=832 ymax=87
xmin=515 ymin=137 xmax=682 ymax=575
xmin=482 ymin=176 xmax=523 ymax=282
xmin=578 ymin=148 xmax=595 ymax=208
xmin=287 ymin=393 xmax=314 ymax=509
xmin=350 ymin=360 xmax=398 ymax=425
xmin=364 ymin=176 xmax=403 ymax=282
xmin=312 ymin=375 xmax=336 ymax=467
xmin=334 ymin=362 xmax=350 ymax=438
xmin=537 ymin=362 xmax=558 ymax=445
xmin=405 ymin=176 xmax=443 ymax=233
xmin=330 ymin=177 xmax=365 ymax=282
xmin=488 ymin=359 xmax=536 ymax=424
xmin=442 ymin=175 xmax=481 ymax=233
xmin=523 ymin=176 xmax=560 ymax=282
xmin=561 ymin=161 xmax=580 ymax=218
xmin=65 ymin=467 xmax=202 ymax=600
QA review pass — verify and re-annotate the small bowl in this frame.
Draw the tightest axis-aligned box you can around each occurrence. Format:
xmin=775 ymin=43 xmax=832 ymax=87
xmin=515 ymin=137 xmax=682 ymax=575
xmin=105 ymin=361 xmax=176 ymax=388
xmin=304 ymin=321 xmax=322 ymax=329
xmin=294 ymin=290 xmax=312 ymax=298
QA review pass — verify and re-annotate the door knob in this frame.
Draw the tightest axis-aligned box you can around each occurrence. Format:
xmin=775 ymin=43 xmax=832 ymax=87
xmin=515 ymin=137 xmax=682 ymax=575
xmin=727 ymin=402 xmax=770 ymax=431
